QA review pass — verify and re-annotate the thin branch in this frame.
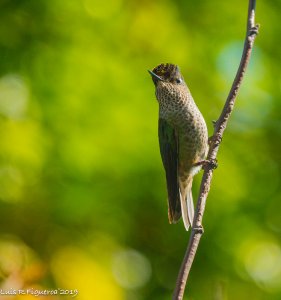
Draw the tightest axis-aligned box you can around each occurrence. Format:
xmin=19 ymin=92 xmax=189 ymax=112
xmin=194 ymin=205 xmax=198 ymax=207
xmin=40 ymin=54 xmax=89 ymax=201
xmin=172 ymin=1 xmax=259 ymax=299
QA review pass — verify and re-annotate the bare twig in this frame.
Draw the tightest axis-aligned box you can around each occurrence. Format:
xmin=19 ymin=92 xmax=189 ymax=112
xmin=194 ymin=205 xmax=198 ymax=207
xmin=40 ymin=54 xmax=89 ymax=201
xmin=172 ymin=1 xmax=259 ymax=299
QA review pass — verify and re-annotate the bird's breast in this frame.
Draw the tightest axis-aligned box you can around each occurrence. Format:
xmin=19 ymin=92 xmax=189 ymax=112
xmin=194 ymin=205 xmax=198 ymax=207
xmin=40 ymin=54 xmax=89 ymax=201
xmin=159 ymin=94 xmax=208 ymax=178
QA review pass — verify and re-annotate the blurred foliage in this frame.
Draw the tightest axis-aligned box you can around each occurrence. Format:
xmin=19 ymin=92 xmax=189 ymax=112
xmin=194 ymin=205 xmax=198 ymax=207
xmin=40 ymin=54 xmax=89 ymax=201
xmin=0 ymin=0 xmax=280 ymax=299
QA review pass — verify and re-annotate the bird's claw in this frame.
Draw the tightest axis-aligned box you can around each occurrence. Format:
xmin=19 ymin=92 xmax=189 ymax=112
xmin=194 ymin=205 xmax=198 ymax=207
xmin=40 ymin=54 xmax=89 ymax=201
xmin=193 ymin=159 xmax=218 ymax=170
xmin=207 ymin=158 xmax=218 ymax=170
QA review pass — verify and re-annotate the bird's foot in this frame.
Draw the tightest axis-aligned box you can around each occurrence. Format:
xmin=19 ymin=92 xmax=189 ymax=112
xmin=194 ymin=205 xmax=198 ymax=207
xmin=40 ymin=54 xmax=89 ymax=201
xmin=193 ymin=160 xmax=208 ymax=167
xmin=207 ymin=158 xmax=218 ymax=170
xmin=192 ymin=225 xmax=204 ymax=234
xmin=193 ymin=159 xmax=218 ymax=170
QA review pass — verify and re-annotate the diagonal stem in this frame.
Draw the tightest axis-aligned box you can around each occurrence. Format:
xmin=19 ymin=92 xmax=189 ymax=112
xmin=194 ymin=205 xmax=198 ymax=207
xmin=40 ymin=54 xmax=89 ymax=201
xmin=172 ymin=1 xmax=259 ymax=299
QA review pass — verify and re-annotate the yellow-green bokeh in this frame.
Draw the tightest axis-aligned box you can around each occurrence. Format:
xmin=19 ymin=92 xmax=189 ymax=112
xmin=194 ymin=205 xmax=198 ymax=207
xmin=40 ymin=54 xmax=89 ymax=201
xmin=0 ymin=0 xmax=280 ymax=299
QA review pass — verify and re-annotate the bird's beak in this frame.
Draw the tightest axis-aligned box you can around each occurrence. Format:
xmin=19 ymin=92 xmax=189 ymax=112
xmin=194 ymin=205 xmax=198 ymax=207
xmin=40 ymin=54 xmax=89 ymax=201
xmin=148 ymin=70 xmax=164 ymax=83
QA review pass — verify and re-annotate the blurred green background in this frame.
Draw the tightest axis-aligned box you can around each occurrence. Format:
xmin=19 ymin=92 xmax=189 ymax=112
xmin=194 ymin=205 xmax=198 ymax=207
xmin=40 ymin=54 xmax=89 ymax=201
xmin=0 ymin=0 xmax=280 ymax=299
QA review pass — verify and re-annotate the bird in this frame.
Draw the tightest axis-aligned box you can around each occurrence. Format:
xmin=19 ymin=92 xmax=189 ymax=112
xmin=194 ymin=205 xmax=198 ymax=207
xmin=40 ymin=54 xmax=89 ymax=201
xmin=148 ymin=63 xmax=209 ymax=231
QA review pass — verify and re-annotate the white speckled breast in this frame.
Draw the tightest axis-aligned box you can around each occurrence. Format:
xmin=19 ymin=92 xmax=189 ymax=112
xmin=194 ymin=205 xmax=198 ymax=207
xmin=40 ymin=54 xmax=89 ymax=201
xmin=156 ymin=81 xmax=208 ymax=179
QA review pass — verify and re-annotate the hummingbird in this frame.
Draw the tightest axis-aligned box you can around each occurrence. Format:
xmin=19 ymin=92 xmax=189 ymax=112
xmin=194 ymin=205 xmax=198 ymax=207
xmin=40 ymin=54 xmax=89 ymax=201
xmin=148 ymin=63 xmax=208 ymax=231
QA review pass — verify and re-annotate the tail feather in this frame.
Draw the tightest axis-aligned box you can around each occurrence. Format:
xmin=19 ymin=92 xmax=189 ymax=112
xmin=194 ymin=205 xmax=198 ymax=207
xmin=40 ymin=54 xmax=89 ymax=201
xmin=180 ymin=178 xmax=194 ymax=231
xmin=186 ymin=186 xmax=194 ymax=227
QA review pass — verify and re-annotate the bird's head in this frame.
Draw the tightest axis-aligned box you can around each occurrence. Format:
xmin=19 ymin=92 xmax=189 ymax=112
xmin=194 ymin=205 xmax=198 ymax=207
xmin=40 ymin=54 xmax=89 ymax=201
xmin=148 ymin=63 xmax=185 ymax=86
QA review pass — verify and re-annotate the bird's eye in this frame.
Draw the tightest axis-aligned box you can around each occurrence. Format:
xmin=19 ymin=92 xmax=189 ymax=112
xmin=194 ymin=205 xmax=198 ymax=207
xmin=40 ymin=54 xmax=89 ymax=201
xmin=175 ymin=78 xmax=182 ymax=84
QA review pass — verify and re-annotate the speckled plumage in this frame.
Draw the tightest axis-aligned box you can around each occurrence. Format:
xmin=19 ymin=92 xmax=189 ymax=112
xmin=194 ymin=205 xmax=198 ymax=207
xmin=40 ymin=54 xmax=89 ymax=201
xmin=149 ymin=63 xmax=208 ymax=230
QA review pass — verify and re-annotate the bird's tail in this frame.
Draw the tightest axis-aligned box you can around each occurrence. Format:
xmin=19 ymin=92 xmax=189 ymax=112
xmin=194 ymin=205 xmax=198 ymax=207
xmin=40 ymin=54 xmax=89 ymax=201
xmin=180 ymin=178 xmax=194 ymax=231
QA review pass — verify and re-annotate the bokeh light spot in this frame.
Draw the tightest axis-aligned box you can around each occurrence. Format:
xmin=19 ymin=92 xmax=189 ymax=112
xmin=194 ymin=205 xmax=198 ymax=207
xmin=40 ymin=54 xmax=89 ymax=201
xmin=217 ymin=42 xmax=265 ymax=82
xmin=244 ymin=242 xmax=281 ymax=290
xmin=237 ymin=235 xmax=281 ymax=292
xmin=51 ymin=246 xmax=124 ymax=300
xmin=112 ymin=249 xmax=152 ymax=289
xmin=0 ymin=74 xmax=29 ymax=119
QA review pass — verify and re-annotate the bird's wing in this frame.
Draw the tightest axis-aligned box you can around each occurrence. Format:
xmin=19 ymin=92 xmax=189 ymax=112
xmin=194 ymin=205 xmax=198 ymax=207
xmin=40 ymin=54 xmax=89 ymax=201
xmin=158 ymin=118 xmax=181 ymax=223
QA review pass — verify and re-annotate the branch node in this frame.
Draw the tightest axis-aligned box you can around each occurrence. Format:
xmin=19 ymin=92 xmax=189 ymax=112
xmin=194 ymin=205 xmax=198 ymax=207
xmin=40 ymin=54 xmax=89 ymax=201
xmin=249 ymin=24 xmax=259 ymax=36
xmin=192 ymin=225 xmax=204 ymax=234
xmin=214 ymin=134 xmax=222 ymax=146
xmin=208 ymin=136 xmax=214 ymax=146
xmin=212 ymin=120 xmax=217 ymax=127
